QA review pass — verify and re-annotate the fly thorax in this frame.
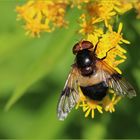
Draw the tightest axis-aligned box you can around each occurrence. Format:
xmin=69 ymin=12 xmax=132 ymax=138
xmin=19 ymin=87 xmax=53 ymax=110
xmin=76 ymin=49 xmax=94 ymax=76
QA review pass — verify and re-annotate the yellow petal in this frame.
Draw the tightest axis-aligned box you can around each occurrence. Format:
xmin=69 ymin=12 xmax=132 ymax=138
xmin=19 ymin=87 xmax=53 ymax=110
xmin=91 ymin=109 xmax=94 ymax=118
xmin=75 ymin=103 xmax=80 ymax=109
xmin=122 ymin=39 xmax=130 ymax=44
xmin=83 ymin=106 xmax=89 ymax=112
xmin=85 ymin=108 xmax=91 ymax=118
xmin=117 ymin=45 xmax=127 ymax=53
xmin=118 ymin=22 xmax=123 ymax=34
xmin=97 ymin=106 xmax=103 ymax=114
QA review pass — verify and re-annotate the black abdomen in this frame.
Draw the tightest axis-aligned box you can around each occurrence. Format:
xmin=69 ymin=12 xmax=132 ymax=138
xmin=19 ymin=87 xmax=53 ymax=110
xmin=80 ymin=82 xmax=108 ymax=101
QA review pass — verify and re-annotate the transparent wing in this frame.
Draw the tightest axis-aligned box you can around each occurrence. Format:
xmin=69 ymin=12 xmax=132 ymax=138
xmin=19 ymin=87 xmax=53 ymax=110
xmin=57 ymin=66 xmax=79 ymax=121
xmin=98 ymin=61 xmax=136 ymax=98
xmin=109 ymin=74 xmax=136 ymax=98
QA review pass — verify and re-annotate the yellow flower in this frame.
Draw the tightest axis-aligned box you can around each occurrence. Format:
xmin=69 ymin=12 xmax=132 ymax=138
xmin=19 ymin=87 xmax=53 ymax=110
xmin=87 ymin=23 xmax=130 ymax=73
xmin=86 ymin=1 xmax=117 ymax=27
xmin=16 ymin=0 xmax=68 ymax=37
xmin=84 ymin=0 xmax=134 ymax=27
xmin=114 ymin=0 xmax=133 ymax=14
xmin=103 ymin=91 xmax=122 ymax=113
xmin=99 ymin=0 xmax=133 ymax=14
xmin=70 ymin=0 xmax=90 ymax=9
xmin=79 ymin=14 xmax=94 ymax=35
xmin=82 ymin=101 xmax=103 ymax=118
xmin=79 ymin=14 xmax=103 ymax=36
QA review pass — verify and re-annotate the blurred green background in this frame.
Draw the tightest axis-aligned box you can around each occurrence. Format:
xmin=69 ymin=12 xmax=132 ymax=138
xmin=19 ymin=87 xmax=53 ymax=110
xmin=0 ymin=0 xmax=140 ymax=139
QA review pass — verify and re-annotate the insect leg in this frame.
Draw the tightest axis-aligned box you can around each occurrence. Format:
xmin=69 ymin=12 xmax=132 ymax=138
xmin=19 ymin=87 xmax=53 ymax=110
xmin=100 ymin=47 xmax=115 ymax=60
xmin=93 ymin=40 xmax=100 ymax=54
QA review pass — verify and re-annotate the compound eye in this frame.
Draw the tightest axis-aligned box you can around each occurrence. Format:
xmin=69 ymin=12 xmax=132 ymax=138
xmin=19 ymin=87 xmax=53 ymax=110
xmin=72 ymin=43 xmax=79 ymax=55
xmin=72 ymin=41 xmax=94 ymax=55
xmin=81 ymin=41 xmax=94 ymax=50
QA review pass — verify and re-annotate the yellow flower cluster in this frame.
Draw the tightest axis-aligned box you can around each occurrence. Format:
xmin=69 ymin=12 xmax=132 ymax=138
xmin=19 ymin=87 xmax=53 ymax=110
xmin=16 ymin=0 xmax=68 ymax=37
xmin=16 ymin=0 xmax=139 ymax=37
xmin=70 ymin=0 xmax=90 ymax=9
xmin=79 ymin=0 xmax=135 ymax=35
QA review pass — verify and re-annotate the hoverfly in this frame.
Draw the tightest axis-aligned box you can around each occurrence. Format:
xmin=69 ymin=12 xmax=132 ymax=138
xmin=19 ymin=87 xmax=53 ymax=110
xmin=57 ymin=40 xmax=136 ymax=120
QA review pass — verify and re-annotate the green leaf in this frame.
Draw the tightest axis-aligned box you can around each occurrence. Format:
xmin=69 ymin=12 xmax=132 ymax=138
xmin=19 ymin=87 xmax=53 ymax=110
xmin=5 ymin=9 xmax=80 ymax=110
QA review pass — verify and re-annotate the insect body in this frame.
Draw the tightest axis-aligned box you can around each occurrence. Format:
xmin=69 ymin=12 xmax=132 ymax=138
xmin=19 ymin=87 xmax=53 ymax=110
xmin=80 ymin=81 xmax=108 ymax=101
xmin=57 ymin=41 xmax=136 ymax=120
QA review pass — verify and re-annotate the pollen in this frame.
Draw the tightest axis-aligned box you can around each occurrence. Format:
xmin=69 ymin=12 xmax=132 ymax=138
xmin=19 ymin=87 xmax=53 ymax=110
xmin=16 ymin=0 xmax=68 ymax=37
